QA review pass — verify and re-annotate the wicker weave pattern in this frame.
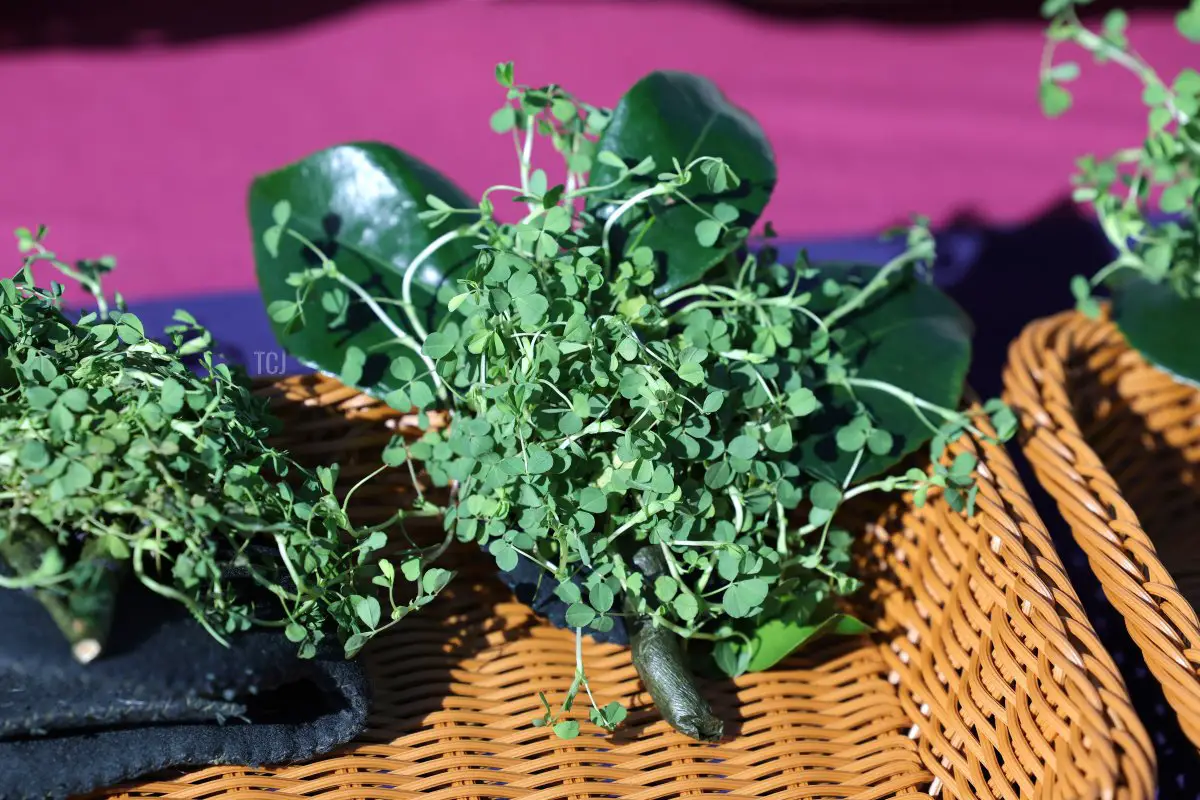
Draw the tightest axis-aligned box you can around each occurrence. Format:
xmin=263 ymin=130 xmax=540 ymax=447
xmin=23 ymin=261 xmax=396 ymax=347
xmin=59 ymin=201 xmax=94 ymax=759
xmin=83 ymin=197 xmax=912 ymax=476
xmin=1005 ymin=309 xmax=1200 ymax=753
xmin=92 ymin=375 xmax=1153 ymax=800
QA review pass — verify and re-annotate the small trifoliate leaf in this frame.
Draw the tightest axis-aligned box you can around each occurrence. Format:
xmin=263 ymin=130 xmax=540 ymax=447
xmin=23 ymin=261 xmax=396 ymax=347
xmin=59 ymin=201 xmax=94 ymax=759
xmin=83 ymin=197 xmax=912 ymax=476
xmin=565 ymin=603 xmax=596 ymax=628
xmin=341 ymin=347 xmax=366 ymax=387
xmin=722 ymin=579 xmax=768 ymax=618
xmin=355 ymin=596 xmax=382 ymax=629
xmin=673 ymin=593 xmax=699 ymax=622
xmin=422 ymin=331 xmax=456 ymax=360
xmin=490 ymin=106 xmax=517 ymax=134
xmin=810 ymin=481 xmax=842 ymax=511
xmin=765 ymin=424 xmax=793 ymax=453
xmin=695 ymin=219 xmax=721 ymax=247
xmin=495 ymin=61 xmax=514 ymax=87
xmin=525 ymin=446 xmax=554 ymax=474
xmin=578 ymin=487 xmax=607 ymax=514
xmin=489 ymin=540 xmax=519 ymax=572
xmin=712 ymin=203 xmax=739 ymax=224
xmin=589 ymin=584 xmax=615 ymax=613
xmin=867 ymin=429 xmax=894 ymax=456
xmin=553 ymin=720 xmax=580 ymax=739
xmin=1178 ymin=2 xmax=1200 ymax=41
xmin=1040 ymin=81 xmax=1073 ymax=117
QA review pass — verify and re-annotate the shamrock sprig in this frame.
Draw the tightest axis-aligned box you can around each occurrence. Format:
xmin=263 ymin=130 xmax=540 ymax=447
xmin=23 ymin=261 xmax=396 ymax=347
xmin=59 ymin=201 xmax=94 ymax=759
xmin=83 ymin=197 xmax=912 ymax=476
xmin=263 ymin=64 xmax=1014 ymax=740
xmin=1040 ymin=0 xmax=1200 ymax=314
xmin=0 ymin=227 xmax=451 ymax=663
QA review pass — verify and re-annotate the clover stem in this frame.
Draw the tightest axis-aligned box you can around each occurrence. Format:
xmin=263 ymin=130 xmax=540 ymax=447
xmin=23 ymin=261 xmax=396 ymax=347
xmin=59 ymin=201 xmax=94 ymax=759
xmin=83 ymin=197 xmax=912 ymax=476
xmin=1090 ymin=256 xmax=1142 ymax=289
xmin=25 ymin=243 xmax=110 ymax=319
xmin=519 ymin=121 xmax=537 ymax=214
xmin=800 ymin=447 xmax=869 ymax=560
xmin=821 ymin=248 xmax=930 ymax=329
xmin=842 ymin=448 xmax=866 ymax=491
xmin=422 ymin=524 xmax=457 ymax=568
xmin=133 ymin=544 xmax=229 ymax=647
xmin=400 ymin=224 xmax=486 ymax=341
xmin=481 ymin=185 xmax=528 ymax=203
xmin=563 ymin=174 xmax=633 ymax=202
xmin=775 ymin=501 xmax=788 ymax=557
xmin=329 ymin=272 xmax=446 ymax=401
xmin=273 ymin=534 xmax=308 ymax=595
xmin=658 ymin=284 xmax=746 ymax=309
xmin=404 ymin=454 xmax=427 ymax=505
xmin=727 ymin=487 xmax=745 ymax=532
xmin=695 ymin=559 xmax=716 ymax=595
xmin=574 ymin=627 xmax=606 ymax=724
xmin=602 ymin=185 xmax=669 ymax=259
xmin=1069 ymin=23 xmax=1190 ymax=125
xmin=781 ymin=302 xmax=830 ymax=338
xmin=842 ymin=377 xmax=987 ymax=442
xmin=606 ymin=507 xmax=649 ymax=543
xmin=282 ymin=229 xmax=447 ymax=399
xmin=658 ymin=542 xmax=688 ymax=587
xmin=750 ymin=368 xmax=778 ymax=405
xmin=539 ymin=379 xmax=574 ymax=407
xmin=514 ymin=546 xmax=558 ymax=573
xmin=558 ymin=419 xmax=622 ymax=451
xmin=0 ymin=528 xmax=124 ymax=664
xmin=342 ymin=463 xmax=391 ymax=516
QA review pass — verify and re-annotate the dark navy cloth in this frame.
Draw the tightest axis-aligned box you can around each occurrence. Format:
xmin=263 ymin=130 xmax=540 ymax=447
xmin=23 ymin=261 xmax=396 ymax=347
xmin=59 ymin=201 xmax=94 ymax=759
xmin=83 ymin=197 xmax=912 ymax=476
xmin=0 ymin=581 xmax=370 ymax=800
xmin=495 ymin=557 xmax=629 ymax=645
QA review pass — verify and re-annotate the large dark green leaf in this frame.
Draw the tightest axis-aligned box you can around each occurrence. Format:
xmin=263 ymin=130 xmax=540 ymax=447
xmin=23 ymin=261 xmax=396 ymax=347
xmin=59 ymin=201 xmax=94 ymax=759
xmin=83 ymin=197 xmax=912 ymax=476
xmin=745 ymin=610 xmax=871 ymax=673
xmin=796 ymin=263 xmax=973 ymax=483
xmin=1111 ymin=274 xmax=1200 ymax=388
xmin=249 ymin=142 xmax=478 ymax=397
xmin=587 ymin=71 xmax=776 ymax=297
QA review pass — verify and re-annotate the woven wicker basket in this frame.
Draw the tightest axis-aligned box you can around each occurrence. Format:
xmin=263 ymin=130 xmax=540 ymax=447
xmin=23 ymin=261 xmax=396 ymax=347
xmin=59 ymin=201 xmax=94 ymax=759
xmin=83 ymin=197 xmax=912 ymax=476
xmin=1005 ymin=308 xmax=1200 ymax=755
xmin=91 ymin=373 xmax=1154 ymax=800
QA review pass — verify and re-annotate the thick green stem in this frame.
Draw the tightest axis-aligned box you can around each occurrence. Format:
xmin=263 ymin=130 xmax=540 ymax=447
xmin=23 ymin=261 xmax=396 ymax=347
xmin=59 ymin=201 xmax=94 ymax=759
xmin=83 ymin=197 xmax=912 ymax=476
xmin=65 ymin=538 xmax=126 ymax=662
xmin=627 ymin=546 xmax=724 ymax=742
xmin=0 ymin=526 xmax=124 ymax=663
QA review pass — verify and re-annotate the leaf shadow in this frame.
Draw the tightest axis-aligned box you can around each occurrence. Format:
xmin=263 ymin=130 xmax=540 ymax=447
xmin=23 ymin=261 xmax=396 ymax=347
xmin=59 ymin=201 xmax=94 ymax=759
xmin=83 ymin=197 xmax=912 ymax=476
xmin=1066 ymin=352 xmax=1200 ymax=613
xmin=938 ymin=201 xmax=1115 ymax=399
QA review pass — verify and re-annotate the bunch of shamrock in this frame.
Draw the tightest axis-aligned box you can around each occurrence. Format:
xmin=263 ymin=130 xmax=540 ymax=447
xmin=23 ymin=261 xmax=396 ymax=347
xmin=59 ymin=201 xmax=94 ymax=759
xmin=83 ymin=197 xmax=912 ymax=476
xmin=1041 ymin=0 xmax=1200 ymax=384
xmin=252 ymin=65 xmax=1015 ymax=740
xmin=0 ymin=227 xmax=450 ymax=664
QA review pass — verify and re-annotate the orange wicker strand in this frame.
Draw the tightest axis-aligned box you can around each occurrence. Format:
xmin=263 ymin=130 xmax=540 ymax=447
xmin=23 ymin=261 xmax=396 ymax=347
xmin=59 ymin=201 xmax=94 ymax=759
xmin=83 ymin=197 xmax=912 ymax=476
xmin=87 ymin=374 xmax=1153 ymax=800
xmin=1004 ymin=309 xmax=1200 ymax=755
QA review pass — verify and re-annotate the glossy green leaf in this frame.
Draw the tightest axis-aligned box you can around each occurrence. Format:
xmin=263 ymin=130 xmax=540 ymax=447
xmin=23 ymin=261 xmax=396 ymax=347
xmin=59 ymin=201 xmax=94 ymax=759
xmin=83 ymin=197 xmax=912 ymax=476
xmin=745 ymin=611 xmax=872 ymax=673
xmin=796 ymin=262 xmax=972 ymax=483
xmin=1112 ymin=274 xmax=1200 ymax=387
xmin=587 ymin=71 xmax=776 ymax=296
xmin=249 ymin=142 xmax=478 ymax=397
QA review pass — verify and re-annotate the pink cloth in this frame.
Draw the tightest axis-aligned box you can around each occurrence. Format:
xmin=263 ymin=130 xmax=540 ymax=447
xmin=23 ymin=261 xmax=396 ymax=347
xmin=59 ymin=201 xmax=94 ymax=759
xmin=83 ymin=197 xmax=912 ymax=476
xmin=1 ymin=2 xmax=1190 ymax=302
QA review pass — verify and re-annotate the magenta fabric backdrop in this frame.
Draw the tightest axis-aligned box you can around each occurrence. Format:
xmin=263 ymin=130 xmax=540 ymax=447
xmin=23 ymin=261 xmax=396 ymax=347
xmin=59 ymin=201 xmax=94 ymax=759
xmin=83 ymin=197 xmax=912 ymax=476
xmin=1 ymin=1 xmax=1190 ymax=303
